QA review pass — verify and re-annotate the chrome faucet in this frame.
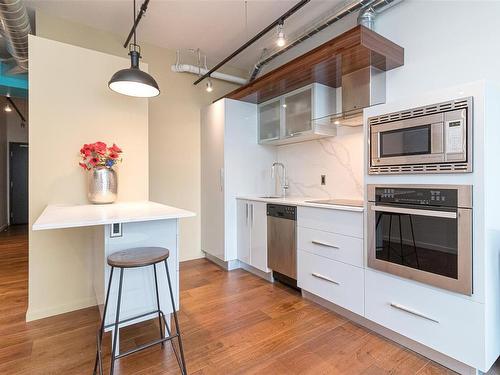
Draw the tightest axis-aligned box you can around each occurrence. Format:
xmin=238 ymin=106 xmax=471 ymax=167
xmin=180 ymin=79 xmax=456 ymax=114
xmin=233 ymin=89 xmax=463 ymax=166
xmin=271 ymin=162 xmax=289 ymax=198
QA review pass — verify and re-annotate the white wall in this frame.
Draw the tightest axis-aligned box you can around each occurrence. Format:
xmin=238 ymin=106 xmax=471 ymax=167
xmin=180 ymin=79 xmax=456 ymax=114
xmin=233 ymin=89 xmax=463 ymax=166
xmin=28 ymin=36 xmax=149 ymax=321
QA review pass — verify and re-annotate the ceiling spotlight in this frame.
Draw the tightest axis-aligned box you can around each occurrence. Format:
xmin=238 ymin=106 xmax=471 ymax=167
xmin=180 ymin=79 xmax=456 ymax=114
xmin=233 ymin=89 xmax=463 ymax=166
xmin=276 ymin=21 xmax=286 ymax=47
xmin=206 ymin=79 xmax=213 ymax=93
xmin=4 ymin=104 xmax=12 ymax=113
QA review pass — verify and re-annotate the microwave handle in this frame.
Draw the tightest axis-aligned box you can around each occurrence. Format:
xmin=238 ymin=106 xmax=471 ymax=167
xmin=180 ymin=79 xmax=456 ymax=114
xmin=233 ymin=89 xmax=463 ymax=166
xmin=371 ymin=205 xmax=457 ymax=219
xmin=377 ymin=132 xmax=381 ymax=158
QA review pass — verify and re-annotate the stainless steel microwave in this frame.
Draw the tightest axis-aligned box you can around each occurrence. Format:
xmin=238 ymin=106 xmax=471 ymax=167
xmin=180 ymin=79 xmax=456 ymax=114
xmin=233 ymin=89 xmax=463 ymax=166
xmin=369 ymin=97 xmax=472 ymax=174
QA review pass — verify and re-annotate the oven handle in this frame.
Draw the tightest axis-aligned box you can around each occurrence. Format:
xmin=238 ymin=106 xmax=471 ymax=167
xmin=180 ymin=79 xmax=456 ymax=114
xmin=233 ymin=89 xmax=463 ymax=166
xmin=371 ymin=205 xmax=457 ymax=219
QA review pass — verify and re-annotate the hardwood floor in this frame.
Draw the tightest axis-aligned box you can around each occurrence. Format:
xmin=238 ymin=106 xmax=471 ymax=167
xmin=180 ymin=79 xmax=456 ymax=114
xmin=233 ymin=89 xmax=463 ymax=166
xmin=1 ymin=226 xmax=498 ymax=374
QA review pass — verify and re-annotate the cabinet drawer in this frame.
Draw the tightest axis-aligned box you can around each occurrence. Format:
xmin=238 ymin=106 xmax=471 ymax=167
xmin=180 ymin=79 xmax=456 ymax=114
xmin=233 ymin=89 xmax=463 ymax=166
xmin=365 ymin=269 xmax=484 ymax=369
xmin=297 ymin=207 xmax=363 ymax=238
xmin=298 ymin=250 xmax=364 ymax=315
xmin=298 ymin=227 xmax=363 ymax=267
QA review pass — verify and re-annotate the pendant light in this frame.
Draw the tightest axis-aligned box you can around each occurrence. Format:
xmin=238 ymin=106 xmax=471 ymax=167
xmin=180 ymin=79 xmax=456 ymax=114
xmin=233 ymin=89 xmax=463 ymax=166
xmin=108 ymin=0 xmax=160 ymax=97
xmin=276 ymin=20 xmax=286 ymax=47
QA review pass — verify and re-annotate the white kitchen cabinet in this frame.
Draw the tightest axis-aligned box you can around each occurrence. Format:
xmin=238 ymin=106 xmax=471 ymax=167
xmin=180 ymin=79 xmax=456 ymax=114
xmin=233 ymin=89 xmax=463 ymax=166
xmin=298 ymin=250 xmax=364 ymax=316
xmin=236 ymin=200 xmax=250 ymax=265
xmin=297 ymin=206 xmax=364 ymax=315
xmin=201 ymin=99 xmax=275 ymax=267
xmin=365 ymin=269 xmax=485 ymax=371
xmin=258 ymin=98 xmax=281 ymax=143
xmin=283 ymin=86 xmax=313 ymax=137
xmin=237 ymin=199 xmax=270 ymax=273
xmin=258 ymin=83 xmax=336 ymax=146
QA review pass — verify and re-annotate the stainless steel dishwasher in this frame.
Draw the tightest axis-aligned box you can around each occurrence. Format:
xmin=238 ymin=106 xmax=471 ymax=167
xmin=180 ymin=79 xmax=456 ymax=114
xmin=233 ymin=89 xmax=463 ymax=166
xmin=267 ymin=204 xmax=298 ymax=289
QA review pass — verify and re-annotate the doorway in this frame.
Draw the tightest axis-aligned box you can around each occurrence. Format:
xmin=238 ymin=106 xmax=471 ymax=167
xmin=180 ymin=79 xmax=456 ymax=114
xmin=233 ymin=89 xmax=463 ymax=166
xmin=9 ymin=142 xmax=28 ymax=225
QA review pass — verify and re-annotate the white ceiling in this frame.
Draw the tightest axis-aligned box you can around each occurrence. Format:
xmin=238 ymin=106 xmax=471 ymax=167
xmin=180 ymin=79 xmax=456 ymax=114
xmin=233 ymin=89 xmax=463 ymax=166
xmin=26 ymin=0 xmax=347 ymax=73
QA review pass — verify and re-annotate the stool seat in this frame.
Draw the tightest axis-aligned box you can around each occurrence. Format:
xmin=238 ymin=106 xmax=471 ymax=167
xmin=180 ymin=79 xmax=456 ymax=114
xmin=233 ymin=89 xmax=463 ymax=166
xmin=107 ymin=247 xmax=170 ymax=268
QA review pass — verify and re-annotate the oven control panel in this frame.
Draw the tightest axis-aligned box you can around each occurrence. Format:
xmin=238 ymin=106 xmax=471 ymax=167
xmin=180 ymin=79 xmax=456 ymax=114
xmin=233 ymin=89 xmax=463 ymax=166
xmin=375 ymin=187 xmax=458 ymax=207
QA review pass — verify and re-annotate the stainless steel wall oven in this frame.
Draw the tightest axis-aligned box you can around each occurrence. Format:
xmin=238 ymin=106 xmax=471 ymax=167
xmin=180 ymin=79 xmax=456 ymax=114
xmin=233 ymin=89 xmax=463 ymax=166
xmin=367 ymin=184 xmax=473 ymax=295
xmin=369 ymin=97 xmax=472 ymax=174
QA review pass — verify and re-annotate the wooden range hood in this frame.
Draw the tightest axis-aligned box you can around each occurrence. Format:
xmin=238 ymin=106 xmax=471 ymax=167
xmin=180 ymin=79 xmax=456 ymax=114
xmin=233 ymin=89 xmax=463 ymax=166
xmin=224 ymin=25 xmax=404 ymax=104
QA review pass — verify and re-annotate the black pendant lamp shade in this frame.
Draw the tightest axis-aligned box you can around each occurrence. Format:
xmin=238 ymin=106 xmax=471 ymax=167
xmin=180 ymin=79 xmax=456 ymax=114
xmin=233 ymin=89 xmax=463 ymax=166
xmin=108 ymin=0 xmax=160 ymax=98
xmin=108 ymin=48 xmax=160 ymax=97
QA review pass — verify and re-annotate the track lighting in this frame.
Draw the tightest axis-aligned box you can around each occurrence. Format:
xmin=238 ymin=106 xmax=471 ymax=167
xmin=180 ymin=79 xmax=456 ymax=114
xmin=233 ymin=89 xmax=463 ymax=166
xmin=4 ymin=104 xmax=12 ymax=113
xmin=276 ymin=21 xmax=286 ymax=47
xmin=206 ymin=79 xmax=213 ymax=93
xmin=108 ymin=0 xmax=160 ymax=97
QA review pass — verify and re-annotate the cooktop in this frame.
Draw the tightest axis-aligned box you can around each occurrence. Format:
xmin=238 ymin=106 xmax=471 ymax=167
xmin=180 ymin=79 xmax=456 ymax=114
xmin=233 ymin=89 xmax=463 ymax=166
xmin=305 ymin=199 xmax=364 ymax=207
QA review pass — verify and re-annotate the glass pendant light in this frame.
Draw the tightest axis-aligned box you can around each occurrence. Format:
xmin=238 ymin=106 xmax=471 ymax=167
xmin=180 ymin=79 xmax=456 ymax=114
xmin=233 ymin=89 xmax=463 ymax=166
xmin=108 ymin=0 xmax=160 ymax=97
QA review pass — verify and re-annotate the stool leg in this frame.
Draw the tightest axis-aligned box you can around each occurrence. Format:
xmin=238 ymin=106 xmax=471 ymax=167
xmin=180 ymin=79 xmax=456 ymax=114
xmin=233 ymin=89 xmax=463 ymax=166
xmin=93 ymin=266 xmax=115 ymax=375
xmin=110 ymin=268 xmax=124 ymax=375
xmin=153 ymin=263 xmax=165 ymax=348
xmin=164 ymin=259 xmax=187 ymax=375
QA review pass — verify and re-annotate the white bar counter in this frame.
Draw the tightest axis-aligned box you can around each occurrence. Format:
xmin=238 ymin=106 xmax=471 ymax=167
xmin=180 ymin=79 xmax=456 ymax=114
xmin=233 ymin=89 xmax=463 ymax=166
xmin=33 ymin=201 xmax=194 ymax=230
xmin=33 ymin=201 xmax=195 ymax=341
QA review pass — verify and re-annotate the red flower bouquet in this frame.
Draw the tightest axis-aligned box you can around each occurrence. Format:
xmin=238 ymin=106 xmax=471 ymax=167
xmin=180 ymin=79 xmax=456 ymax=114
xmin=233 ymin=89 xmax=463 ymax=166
xmin=79 ymin=142 xmax=123 ymax=171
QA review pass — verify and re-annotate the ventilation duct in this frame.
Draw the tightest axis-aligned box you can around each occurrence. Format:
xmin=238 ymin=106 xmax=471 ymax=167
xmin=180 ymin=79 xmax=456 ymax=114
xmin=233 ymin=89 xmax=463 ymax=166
xmin=171 ymin=50 xmax=247 ymax=86
xmin=250 ymin=0 xmax=403 ymax=81
xmin=0 ymin=0 xmax=31 ymax=74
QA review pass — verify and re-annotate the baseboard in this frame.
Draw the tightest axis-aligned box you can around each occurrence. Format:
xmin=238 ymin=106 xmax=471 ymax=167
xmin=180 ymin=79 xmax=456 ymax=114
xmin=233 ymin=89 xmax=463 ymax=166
xmin=203 ymin=252 xmax=240 ymax=271
xmin=302 ymin=291 xmax=479 ymax=375
xmin=239 ymin=262 xmax=273 ymax=282
xmin=26 ymin=296 xmax=97 ymax=322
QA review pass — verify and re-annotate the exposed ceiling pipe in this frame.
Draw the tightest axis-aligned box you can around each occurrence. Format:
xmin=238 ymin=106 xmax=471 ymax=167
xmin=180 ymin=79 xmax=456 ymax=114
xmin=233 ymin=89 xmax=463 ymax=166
xmin=0 ymin=0 xmax=31 ymax=74
xmin=171 ymin=63 xmax=247 ymax=85
xmin=193 ymin=0 xmax=311 ymax=85
xmin=357 ymin=0 xmax=403 ymax=29
xmin=250 ymin=0 xmax=403 ymax=81
xmin=172 ymin=49 xmax=248 ymax=86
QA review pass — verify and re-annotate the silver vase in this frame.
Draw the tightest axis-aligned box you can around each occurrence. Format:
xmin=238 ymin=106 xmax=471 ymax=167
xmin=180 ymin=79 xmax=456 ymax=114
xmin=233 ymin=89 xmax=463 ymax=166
xmin=88 ymin=167 xmax=117 ymax=204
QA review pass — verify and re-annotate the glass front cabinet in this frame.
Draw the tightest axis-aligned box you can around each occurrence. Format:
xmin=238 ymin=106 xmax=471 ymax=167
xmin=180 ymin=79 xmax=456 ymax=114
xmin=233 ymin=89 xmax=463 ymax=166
xmin=257 ymin=83 xmax=336 ymax=145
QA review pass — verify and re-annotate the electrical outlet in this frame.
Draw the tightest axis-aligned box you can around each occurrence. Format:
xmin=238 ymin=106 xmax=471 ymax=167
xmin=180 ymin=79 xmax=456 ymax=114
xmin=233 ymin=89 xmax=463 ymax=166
xmin=321 ymin=175 xmax=326 ymax=185
xmin=110 ymin=223 xmax=122 ymax=238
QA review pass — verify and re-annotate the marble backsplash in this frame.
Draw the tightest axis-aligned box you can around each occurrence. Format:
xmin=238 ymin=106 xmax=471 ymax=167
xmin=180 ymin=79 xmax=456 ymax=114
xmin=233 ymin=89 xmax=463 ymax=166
xmin=275 ymin=126 xmax=364 ymax=200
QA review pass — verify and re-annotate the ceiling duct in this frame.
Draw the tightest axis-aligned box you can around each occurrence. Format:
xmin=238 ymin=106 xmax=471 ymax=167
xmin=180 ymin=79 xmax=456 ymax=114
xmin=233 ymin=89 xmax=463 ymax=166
xmin=0 ymin=0 xmax=31 ymax=74
xmin=250 ymin=0 xmax=403 ymax=81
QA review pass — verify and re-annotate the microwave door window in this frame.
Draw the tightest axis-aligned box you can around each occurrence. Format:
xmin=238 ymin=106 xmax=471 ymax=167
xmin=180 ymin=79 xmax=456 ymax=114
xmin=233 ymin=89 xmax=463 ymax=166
xmin=380 ymin=125 xmax=431 ymax=158
xmin=374 ymin=211 xmax=458 ymax=279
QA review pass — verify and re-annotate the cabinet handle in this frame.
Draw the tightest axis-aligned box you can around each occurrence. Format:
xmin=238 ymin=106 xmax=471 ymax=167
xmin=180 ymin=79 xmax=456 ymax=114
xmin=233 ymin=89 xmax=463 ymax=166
xmin=245 ymin=203 xmax=249 ymax=225
xmin=311 ymin=272 xmax=339 ymax=285
xmin=219 ymin=168 xmax=224 ymax=192
xmin=311 ymin=240 xmax=339 ymax=249
xmin=389 ymin=302 xmax=440 ymax=324
xmin=250 ymin=204 xmax=254 ymax=227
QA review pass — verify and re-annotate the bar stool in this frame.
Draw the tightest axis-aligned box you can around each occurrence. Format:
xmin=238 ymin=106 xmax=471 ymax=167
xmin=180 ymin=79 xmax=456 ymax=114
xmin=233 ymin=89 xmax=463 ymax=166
xmin=93 ymin=247 xmax=187 ymax=375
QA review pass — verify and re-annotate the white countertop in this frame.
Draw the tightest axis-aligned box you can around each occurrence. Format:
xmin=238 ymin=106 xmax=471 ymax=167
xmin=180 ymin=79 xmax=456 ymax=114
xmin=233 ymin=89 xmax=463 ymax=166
xmin=32 ymin=201 xmax=196 ymax=231
xmin=236 ymin=196 xmax=364 ymax=212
